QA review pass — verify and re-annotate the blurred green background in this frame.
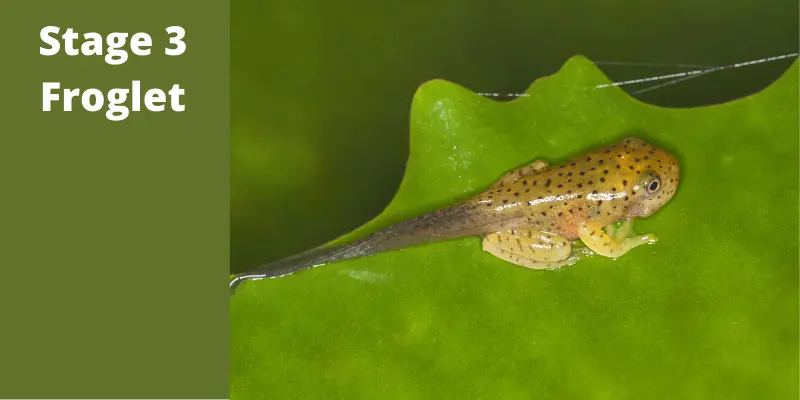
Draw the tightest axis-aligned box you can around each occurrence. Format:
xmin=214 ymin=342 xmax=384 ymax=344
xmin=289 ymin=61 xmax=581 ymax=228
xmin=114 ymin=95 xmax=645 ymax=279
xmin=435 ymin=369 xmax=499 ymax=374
xmin=231 ymin=0 xmax=798 ymax=273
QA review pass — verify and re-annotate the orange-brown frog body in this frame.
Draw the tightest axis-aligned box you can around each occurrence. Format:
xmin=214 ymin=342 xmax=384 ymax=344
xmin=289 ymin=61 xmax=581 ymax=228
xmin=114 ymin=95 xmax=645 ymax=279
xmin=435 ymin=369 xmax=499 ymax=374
xmin=465 ymin=137 xmax=680 ymax=268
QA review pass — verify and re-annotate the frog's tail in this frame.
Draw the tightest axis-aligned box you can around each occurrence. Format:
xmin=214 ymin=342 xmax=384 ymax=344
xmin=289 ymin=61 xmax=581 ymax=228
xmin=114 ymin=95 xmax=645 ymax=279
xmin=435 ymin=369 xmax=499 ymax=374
xmin=229 ymin=202 xmax=486 ymax=295
xmin=229 ymin=244 xmax=352 ymax=295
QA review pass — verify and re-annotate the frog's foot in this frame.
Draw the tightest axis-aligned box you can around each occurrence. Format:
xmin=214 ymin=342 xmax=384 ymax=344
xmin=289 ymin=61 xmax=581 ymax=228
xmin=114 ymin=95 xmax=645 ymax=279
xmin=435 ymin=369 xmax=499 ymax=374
xmin=482 ymin=228 xmax=593 ymax=270
xmin=490 ymin=159 xmax=549 ymax=188
xmin=579 ymin=220 xmax=657 ymax=259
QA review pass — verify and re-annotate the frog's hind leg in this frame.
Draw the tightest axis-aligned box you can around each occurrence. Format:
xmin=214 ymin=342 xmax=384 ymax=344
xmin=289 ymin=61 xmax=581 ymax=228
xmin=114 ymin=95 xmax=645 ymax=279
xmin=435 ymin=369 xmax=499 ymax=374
xmin=482 ymin=228 xmax=593 ymax=270
xmin=579 ymin=219 xmax=657 ymax=259
xmin=491 ymin=159 xmax=549 ymax=188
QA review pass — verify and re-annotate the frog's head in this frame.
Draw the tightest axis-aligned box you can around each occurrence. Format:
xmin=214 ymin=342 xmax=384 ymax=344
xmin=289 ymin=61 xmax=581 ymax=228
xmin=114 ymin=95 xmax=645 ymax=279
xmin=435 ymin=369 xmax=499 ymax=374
xmin=617 ymin=137 xmax=680 ymax=218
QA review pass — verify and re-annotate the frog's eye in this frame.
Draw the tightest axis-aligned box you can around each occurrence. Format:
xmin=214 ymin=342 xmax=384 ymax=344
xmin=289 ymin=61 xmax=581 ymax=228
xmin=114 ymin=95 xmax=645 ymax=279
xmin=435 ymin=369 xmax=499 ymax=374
xmin=646 ymin=177 xmax=661 ymax=194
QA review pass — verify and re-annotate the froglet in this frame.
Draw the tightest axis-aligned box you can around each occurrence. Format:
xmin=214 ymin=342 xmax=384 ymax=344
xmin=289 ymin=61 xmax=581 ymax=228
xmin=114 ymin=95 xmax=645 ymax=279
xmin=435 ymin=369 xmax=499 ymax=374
xmin=230 ymin=137 xmax=680 ymax=293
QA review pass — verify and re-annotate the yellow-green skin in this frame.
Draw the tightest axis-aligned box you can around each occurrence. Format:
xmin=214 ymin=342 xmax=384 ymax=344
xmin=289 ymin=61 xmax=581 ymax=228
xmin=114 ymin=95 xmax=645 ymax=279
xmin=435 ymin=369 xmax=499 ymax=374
xmin=230 ymin=137 xmax=680 ymax=291
xmin=471 ymin=137 xmax=680 ymax=269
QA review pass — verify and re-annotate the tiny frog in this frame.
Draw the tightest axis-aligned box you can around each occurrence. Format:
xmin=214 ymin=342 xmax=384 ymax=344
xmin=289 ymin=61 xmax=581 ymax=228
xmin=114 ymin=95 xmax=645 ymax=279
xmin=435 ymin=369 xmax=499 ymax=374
xmin=231 ymin=137 xmax=680 ymax=293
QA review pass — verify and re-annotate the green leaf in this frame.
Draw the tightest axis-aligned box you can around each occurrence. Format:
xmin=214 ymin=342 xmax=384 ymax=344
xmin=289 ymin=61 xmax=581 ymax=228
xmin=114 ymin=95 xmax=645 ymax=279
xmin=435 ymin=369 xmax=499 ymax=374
xmin=231 ymin=56 xmax=799 ymax=399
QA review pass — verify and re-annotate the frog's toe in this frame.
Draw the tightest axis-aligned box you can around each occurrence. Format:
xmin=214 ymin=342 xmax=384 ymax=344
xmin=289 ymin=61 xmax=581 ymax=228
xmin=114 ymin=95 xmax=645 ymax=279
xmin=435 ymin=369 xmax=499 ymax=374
xmin=530 ymin=159 xmax=549 ymax=172
xmin=634 ymin=232 xmax=658 ymax=244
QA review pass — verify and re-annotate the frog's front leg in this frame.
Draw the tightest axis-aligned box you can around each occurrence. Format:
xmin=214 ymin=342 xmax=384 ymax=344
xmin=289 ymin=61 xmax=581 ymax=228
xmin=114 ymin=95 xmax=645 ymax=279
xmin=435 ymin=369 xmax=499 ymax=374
xmin=579 ymin=219 xmax=657 ymax=259
xmin=490 ymin=159 xmax=549 ymax=188
xmin=603 ymin=218 xmax=628 ymax=242
xmin=482 ymin=228 xmax=593 ymax=270
xmin=604 ymin=218 xmax=638 ymax=243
